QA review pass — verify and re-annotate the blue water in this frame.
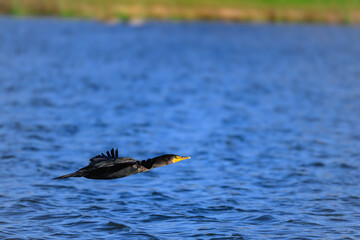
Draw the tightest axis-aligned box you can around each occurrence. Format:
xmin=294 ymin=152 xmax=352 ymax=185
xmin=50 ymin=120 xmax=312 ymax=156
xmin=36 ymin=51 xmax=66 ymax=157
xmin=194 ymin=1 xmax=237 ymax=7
xmin=1 ymin=18 xmax=360 ymax=239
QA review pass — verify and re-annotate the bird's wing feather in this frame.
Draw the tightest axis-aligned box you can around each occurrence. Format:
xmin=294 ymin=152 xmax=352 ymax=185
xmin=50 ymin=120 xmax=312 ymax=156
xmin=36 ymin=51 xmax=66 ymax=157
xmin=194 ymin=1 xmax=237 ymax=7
xmin=85 ymin=161 xmax=139 ymax=179
xmin=90 ymin=148 xmax=120 ymax=162
xmin=88 ymin=158 xmax=137 ymax=168
xmin=89 ymin=148 xmax=138 ymax=167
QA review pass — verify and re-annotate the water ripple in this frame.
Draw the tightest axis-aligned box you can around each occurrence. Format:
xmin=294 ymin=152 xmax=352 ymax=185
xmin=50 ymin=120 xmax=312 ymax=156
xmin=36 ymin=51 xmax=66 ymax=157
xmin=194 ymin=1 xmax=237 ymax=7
xmin=0 ymin=18 xmax=360 ymax=239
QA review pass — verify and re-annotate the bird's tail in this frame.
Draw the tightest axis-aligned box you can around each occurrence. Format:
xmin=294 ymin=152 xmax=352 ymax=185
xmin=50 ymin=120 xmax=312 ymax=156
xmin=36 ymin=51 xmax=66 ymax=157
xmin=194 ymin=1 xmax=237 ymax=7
xmin=53 ymin=171 xmax=82 ymax=180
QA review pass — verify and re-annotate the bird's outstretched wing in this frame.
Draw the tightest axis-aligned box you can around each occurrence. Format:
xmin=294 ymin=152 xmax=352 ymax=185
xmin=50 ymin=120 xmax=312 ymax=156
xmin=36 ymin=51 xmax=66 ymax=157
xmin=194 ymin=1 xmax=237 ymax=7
xmin=90 ymin=148 xmax=119 ymax=162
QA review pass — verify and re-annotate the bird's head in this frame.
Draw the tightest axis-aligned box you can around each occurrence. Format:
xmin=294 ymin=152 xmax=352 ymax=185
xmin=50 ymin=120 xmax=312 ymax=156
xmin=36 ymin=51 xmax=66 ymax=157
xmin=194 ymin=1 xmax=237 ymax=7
xmin=151 ymin=154 xmax=191 ymax=168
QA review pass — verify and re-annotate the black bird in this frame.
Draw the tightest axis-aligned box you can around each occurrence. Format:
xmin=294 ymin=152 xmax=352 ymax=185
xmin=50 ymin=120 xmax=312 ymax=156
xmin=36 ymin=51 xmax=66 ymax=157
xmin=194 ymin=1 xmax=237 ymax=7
xmin=54 ymin=148 xmax=190 ymax=180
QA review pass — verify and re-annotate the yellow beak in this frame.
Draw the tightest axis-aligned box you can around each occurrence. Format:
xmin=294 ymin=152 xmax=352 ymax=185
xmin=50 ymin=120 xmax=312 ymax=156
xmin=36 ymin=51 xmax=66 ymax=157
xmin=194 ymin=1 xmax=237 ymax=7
xmin=174 ymin=156 xmax=191 ymax=163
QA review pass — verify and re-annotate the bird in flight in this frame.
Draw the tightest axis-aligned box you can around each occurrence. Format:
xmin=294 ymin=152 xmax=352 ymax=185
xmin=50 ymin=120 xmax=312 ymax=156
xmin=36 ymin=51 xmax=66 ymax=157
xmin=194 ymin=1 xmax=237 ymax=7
xmin=54 ymin=148 xmax=190 ymax=180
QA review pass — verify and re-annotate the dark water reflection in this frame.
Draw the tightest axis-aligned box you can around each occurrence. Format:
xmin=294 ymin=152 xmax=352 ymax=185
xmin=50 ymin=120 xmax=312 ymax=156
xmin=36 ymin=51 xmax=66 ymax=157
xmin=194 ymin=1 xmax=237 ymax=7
xmin=1 ymin=18 xmax=360 ymax=239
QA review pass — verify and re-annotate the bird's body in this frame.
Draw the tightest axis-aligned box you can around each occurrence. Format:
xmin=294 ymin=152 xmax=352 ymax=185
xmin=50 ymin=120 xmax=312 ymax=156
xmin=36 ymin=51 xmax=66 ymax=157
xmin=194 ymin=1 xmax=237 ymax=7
xmin=54 ymin=148 xmax=190 ymax=180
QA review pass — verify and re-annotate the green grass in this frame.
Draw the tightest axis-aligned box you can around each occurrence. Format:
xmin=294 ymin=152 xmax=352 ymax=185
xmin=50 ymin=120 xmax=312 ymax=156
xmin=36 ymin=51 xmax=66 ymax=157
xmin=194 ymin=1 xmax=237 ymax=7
xmin=1 ymin=0 xmax=360 ymax=23
xmin=117 ymin=12 xmax=131 ymax=22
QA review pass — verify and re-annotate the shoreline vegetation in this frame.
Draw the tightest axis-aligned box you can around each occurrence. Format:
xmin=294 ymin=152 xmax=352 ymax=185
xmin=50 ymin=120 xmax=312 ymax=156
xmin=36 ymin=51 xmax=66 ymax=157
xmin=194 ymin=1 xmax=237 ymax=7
xmin=1 ymin=0 xmax=360 ymax=24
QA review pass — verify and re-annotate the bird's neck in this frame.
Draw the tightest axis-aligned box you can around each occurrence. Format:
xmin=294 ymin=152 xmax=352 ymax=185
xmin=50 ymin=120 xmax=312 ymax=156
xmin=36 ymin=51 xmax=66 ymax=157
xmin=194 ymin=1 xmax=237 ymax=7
xmin=139 ymin=158 xmax=156 ymax=169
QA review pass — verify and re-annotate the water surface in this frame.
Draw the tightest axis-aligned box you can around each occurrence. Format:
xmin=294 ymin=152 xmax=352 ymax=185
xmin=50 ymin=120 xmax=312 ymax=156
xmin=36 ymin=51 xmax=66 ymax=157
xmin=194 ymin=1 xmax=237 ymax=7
xmin=0 ymin=18 xmax=360 ymax=239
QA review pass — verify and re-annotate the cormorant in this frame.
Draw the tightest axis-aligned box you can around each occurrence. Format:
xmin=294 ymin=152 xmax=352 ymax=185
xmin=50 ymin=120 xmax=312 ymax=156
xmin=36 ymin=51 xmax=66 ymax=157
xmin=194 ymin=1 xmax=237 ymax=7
xmin=54 ymin=148 xmax=190 ymax=180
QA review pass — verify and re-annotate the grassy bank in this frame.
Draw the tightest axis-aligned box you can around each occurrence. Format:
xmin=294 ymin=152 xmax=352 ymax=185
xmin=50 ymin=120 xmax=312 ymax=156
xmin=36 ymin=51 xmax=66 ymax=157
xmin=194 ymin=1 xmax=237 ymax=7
xmin=1 ymin=0 xmax=360 ymax=23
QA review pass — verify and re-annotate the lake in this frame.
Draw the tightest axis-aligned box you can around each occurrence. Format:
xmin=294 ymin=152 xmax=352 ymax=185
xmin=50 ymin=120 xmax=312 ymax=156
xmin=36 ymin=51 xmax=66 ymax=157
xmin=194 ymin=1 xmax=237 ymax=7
xmin=0 ymin=17 xmax=360 ymax=239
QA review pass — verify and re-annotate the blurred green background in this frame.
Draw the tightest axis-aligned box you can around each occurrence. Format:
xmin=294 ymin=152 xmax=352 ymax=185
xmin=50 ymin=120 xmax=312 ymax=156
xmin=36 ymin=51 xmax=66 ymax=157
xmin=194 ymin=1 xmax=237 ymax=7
xmin=1 ymin=0 xmax=360 ymax=23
